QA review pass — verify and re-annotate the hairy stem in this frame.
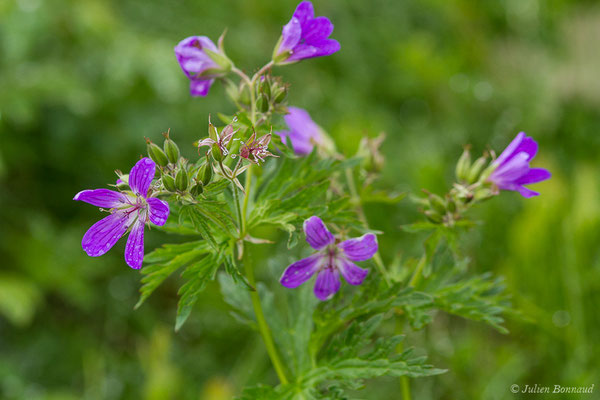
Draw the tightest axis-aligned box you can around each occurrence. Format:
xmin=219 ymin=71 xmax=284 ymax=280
xmin=345 ymin=168 xmax=392 ymax=286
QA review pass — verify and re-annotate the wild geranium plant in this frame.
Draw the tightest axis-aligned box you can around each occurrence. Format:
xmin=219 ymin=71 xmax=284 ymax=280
xmin=74 ymin=1 xmax=551 ymax=398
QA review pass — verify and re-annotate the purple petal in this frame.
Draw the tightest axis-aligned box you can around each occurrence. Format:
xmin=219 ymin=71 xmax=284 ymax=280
xmin=494 ymin=132 xmax=525 ymax=166
xmin=81 ymin=212 xmax=132 ymax=257
xmin=125 ymin=219 xmax=145 ymax=269
xmin=279 ymin=17 xmax=302 ymax=54
xmin=280 ymin=254 xmax=322 ymax=288
xmin=516 ymin=168 xmax=551 ymax=185
xmin=276 ymin=106 xmax=322 ymax=155
xmin=292 ymin=1 xmax=315 ymax=31
xmin=190 ymin=79 xmax=214 ymax=97
xmin=313 ymin=267 xmax=341 ymax=301
xmin=337 ymin=258 xmax=368 ymax=286
xmin=303 ymin=16 xmax=334 ymax=43
xmin=489 ymin=152 xmax=530 ymax=187
xmin=287 ymin=39 xmax=340 ymax=62
xmin=339 ymin=233 xmax=378 ymax=261
xmin=515 ymin=185 xmax=540 ymax=198
xmin=73 ymin=189 xmax=128 ymax=208
xmin=128 ymin=158 xmax=155 ymax=197
xmin=147 ymin=197 xmax=170 ymax=226
xmin=303 ymin=216 xmax=334 ymax=250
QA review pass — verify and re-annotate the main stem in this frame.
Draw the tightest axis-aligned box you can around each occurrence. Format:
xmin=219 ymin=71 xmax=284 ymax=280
xmin=232 ymin=62 xmax=288 ymax=384
xmin=344 ymin=168 xmax=392 ymax=286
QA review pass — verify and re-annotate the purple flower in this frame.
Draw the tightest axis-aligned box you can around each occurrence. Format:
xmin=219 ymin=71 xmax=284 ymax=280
xmin=276 ymin=107 xmax=324 ymax=155
xmin=273 ymin=1 xmax=340 ymax=65
xmin=487 ymin=132 xmax=551 ymax=198
xmin=280 ymin=216 xmax=377 ymax=301
xmin=174 ymin=36 xmax=230 ymax=97
xmin=74 ymin=158 xmax=170 ymax=269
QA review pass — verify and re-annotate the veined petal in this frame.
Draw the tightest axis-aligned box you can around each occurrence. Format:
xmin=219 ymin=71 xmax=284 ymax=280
xmin=279 ymin=17 xmax=302 ymax=53
xmin=516 ymin=168 xmax=551 ymax=185
xmin=313 ymin=268 xmax=341 ymax=301
xmin=337 ymin=258 xmax=368 ymax=286
xmin=73 ymin=189 xmax=127 ymax=208
xmin=125 ymin=219 xmax=145 ymax=269
xmin=303 ymin=16 xmax=334 ymax=43
xmin=516 ymin=185 xmax=540 ymax=198
xmin=494 ymin=132 xmax=525 ymax=166
xmin=190 ymin=79 xmax=214 ymax=97
xmin=280 ymin=254 xmax=322 ymax=288
xmin=303 ymin=216 xmax=335 ymax=250
xmin=339 ymin=233 xmax=378 ymax=261
xmin=287 ymin=39 xmax=340 ymax=61
xmin=293 ymin=1 xmax=315 ymax=31
xmin=129 ymin=158 xmax=155 ymax=198
xmin=489 ymin=152 xmax=530 ymax=186
xmin=81 ymin=212 xmax=131 ymax=257
xmin=312 ymin=39 xmax=340 ymax=57
xmin=147 ymin=197 xmax=170 ymax=226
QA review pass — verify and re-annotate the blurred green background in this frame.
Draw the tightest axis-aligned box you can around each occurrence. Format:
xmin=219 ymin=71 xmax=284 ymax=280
xmin=1 ymin=0 xmax=599 ymax=398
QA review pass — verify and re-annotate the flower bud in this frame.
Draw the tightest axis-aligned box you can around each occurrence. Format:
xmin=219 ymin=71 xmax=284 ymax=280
xmin=163 ymin=136 xmax=180 ymax=164
xmin=259 ymin=76 xmax=271 ymax=99
xmin=175 ymin=168 xmax=188 ymax=191
xmin=455 ymin=148 xmax=471 ymax=182
xmin=428 ymin=194 xmax=447 ymax=215
xmin=446 ymin=195 xmax=457 ymax=213
xmin=468 ymin=156 xmax=488 ymax=184
xmin=474 ymin=187 xmax=495 ymax=201
xmin=258 ymin=93 xmax=269 ymax=113
xmin=190 ymin=182 xmax=204 ymax=196
xmin=273 ymin=86 xmax=288 ymax=104
xmin=162 ymin=174 xmax=177 ymax=192
xmin=424 ymin=210 xmax=443 ymax=224
xmin=196 ymin=161 xmax=213 ymax=185
xmin=146 ymin=139 xmax=168 ymax=167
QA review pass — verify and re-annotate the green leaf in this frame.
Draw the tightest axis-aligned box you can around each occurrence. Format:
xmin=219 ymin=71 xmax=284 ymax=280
xmin=136 ymin=241 xmax=210 ymax=309
xmin=175 ymin=248 xmax=226 ymax=331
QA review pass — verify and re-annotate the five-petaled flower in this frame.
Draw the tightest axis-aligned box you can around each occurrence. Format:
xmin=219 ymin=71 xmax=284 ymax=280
xmin=273 ymin=1 xmax=340 ymax=65
xmin=280 ymin=216 xmax=377 ymax=301
xmin=487 ymin=132 xmax=551 ymax=198
xmin=74 ymin=158 xmax=170 ymax=269
xmin=276 ymin=107 xmax=325 ymax=155
xmin=239 ymin=131 xmax=278 ymax=164
xmin=175 ymin=36 xmax=230 ymax=97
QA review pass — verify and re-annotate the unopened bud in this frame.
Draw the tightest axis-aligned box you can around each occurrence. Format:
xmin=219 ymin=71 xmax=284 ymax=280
xmin=258 ymin=94 xmax=269 ymax=113
xmin=274 ymin=87 xmax=288 ymax=104
xmin=446 ymin=195 xmax=457 ymax=213
xmin=424 ymin=210 xmax=443 ymax=224
xmin=474 ymin=186 xmax=495 ymax=201
xmin=455 ymin=148 xmax=471 ymax=182
xmin=146 ymin=139 xmax=168 ymax=167
xmin=190 ymin=182 xmax=204 ymax=196
xmin=428 ymin=194 xmax=447 ymax=215
xmin=468 ymin=156 xmax=488 ymax=184
xmin=175 ymin=168 xmax=188 ymax=191
xmin=197 ymin=162 xmax=213 ymax=185
xmin=162 ymin=174 xmax=177 ymax=192
xmin=163 ymin=136 xmax=180 ymax=164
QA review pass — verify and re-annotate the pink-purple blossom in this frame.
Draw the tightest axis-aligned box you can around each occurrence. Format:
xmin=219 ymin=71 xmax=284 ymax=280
xmin=74 ymin=158 xmax=170 ymax=269
xmin=276 ymin=107 xmax=324 ymax=155
xmin=487 ymin=132 xmax=551 ymax=198
xmin=273 ymin=1 xmax=340 ymax=64
xmin=280 ymin=216 xmax=377 ymax=301
xmin=175 ymin=36 xmax=226 ymax=97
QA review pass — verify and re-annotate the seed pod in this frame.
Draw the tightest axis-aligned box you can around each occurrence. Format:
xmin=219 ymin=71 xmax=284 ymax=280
xmin=468 ymin=156 xmax=488 ymax=184
xmin=197 ymin=162 xmax=213 ymax=185
xmin=147 ymin=140 xmax=168 ymax=167
xmin=175 ymin=168 xmax=188 ymax=191
xmin=257 ymin=94 xmax=269 ymax=113
xmin=428 ymin=194 xmax=447 ymax=215
xmin=446 ymin=195 xmax=457 ymax=213
xmin=190 ymin=182 xmax=204 ymax=196
xmin=164 ymin=137 xmax=180 ymax=164
xmin=162 ymin=174 xmax=177 ymax=192
xmin=260 ymin=77 xmax=271 ymax=98
xmin=455 ymin=148 xmax=471 ymax=182
xmin=274 ymin=87 xmax=288 ymax=104
xmin=424 ymin=210 xmax=443 ymax=224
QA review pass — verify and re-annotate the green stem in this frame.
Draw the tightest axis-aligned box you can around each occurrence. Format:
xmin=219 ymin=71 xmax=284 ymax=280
xmin=243 ymin=244 xmax=289 ymax=384
xmin=241 ymin=164 xmax=253 ymax=236
xmin=408 ymin=255 xmax=426 ymax=288
xmin=345 ymin=168 xmax=392 ymax=286
xmin=232 ymin=180 xmax=243 ymax=231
